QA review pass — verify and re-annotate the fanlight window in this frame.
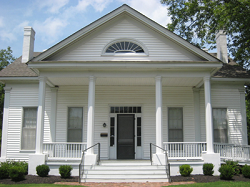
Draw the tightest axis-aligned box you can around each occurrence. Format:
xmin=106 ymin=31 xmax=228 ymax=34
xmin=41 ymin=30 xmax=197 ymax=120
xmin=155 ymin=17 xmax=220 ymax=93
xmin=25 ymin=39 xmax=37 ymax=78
xmin=106 ymin=41 xmax=144 ymax=53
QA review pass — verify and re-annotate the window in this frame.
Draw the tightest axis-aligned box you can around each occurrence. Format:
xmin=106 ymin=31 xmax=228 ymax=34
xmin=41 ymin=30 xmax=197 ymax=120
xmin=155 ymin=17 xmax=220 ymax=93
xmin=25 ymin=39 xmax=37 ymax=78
xmin=110 ymin=106 xmax=141 ymax=113
xmin=68 ymin=107 xmax=83 ymax=142
xmin=105 ymin=41 xmax=144 ymax=53
xmin=168 ymin=108 xmax=183 ymax=142
xmin=21 ymin=107 xmax=37 ymax=150
xmin=213 ymin=108 xmax=228 ymax=143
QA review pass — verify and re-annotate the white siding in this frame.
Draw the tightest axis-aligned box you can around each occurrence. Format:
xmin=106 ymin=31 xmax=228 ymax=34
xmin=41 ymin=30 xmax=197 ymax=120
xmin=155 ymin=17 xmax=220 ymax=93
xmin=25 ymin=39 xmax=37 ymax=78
xmin=6 ymin=84 xmax=39 ymax=161
xmin=48 ymin=16 xmax=205 ymax=62
xmin=200 ymin=85 xmax=244 ymax=145
xmin=55 ymin=85 xmax=196 ymax=159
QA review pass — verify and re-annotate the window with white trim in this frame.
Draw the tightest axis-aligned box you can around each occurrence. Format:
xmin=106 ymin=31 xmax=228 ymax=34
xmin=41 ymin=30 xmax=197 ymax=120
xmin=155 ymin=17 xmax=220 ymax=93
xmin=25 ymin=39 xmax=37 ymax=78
xmin=21 ymin=107 xmax=37 ymax=150
xmin=213 ymin=108 xmax=228 ymax=143
xmin=168 ymin=107 xmax=183 ymax=142
xmin=68 ymin=107 xmax=83 ymax=142
xmin=105 ymin=41 xmax=144 ymax=53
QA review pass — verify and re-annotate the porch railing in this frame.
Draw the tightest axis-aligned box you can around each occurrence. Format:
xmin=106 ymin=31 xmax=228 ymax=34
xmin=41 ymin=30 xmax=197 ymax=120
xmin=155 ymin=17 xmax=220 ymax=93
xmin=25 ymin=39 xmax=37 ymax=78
xmin=214 ymin=143 xmax=250 ymax=161
xmin=163 ymin=142 xmax=207 ymax=159
xmin=79 ymin=143 xmax=100 ymax=183
xmin=43 ymin=142 xmax=87 ymax=158
xmin=150 ymin=143 xmax=171 ymax=182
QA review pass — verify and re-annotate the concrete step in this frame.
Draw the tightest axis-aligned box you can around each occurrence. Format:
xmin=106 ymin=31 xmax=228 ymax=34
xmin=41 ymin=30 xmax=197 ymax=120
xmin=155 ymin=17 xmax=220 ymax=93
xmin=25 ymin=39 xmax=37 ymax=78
xmin=81 ymin=160 xmax=170 ymax=182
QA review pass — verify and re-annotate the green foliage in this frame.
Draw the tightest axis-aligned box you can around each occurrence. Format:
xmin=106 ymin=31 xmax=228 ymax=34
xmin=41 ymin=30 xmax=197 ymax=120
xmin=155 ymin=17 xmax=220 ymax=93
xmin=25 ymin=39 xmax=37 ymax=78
xmin=224 ymin=161 xmax=241 ymax=175
xmin=0 ymin=162 xmax=11 ymax=179
xmin=59 ymin=165 xmax=72 ymax=178
xmin=9 ymin=166 xmax=26 ymax=181
xmin=203 ymin=163 xmax=214 ymax=176
xmin=242 ymin=164 xmax=250 ymax=178
xmin=161 ymin=0 xmax=250 ymax=68
xmin=219 ymin=164 xmax=235 ymax=180
xmin=0 ymin=161 xmax=28 ymax=179
xmin=36 ymin=164 xmax=50 ymax=177
xmin=179 ymin=164 xmax=193 ymax=177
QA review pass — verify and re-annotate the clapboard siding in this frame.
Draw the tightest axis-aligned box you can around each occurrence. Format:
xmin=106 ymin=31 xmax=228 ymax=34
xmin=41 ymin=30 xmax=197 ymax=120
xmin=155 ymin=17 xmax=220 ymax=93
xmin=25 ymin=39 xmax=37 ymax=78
xmin=49 ymin=16 xmax=205 ymax=62
xmin=55 ymin=85 xmax=196 ymax=159
xmin=6 ymin=84 xmax=39 ymax=161
xmin=200 ymin=87 xmax=243 ymax=144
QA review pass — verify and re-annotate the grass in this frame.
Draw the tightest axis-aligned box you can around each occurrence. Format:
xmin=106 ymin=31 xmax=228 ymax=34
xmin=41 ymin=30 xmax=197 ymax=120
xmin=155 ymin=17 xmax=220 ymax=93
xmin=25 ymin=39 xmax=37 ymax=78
xmin=0 ymin=185 xmax=86 ymax=187
xmin=165 ymin=181 xmax=250 ymax=187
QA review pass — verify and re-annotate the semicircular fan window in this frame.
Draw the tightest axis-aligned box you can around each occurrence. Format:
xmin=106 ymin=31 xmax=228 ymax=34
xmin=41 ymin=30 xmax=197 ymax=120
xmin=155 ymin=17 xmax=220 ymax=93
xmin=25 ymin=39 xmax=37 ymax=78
xmin=105 ymin=41 xmax=144 ymax=53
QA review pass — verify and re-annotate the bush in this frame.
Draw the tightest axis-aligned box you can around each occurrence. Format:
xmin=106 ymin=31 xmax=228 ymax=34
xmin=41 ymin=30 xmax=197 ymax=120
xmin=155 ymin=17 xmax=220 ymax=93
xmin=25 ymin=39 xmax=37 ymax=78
xmin=219 ymin=164 xmax=235 ymax=180
xmin=9 ymin=166 xmax=26 ymax=181
xmin=203 ymin=163 xmax=214 ymax=176
xmin=59 ymin=165 xmax=72 ymax=178
xmin=224 ymin=160 xmax=241 ymax=175
xmin=0 ymin=161 xmax=11 ymax=179
xmin=179 ymin=164 xmax=193 ymax=177
xmin=36 ymin=164 xmax=50 ymax=177
xmin=242 ymin=165 xmax=250 ymax=178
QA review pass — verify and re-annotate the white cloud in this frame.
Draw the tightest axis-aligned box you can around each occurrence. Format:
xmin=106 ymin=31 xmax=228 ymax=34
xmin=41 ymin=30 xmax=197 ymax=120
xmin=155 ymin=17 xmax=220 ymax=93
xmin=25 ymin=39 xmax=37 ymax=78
xmin=34 ymin=17 xmax=68 ymax=44
xmin=38 ymin=0 xmax=70 ymax=14
xmin=75 ymin=0 xmax=113 ymax=12
xmin=0 ymin=30 xmax=16 ymax=42
xmin=122 ymin=0 xmax=171 ymax=27
xmin=0 ymin=17 xmax=4 ymax=28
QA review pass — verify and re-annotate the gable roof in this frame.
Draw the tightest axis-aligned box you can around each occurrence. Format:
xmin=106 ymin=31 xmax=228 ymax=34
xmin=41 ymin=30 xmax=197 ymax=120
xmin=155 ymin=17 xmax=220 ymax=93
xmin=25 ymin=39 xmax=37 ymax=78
xmin=31 ymin=4 xmax=219 ymax=62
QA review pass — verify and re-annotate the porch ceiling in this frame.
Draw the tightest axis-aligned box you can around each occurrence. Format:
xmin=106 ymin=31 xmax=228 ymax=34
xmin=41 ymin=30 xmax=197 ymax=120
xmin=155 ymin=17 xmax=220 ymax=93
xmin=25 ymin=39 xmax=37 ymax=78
xmin=48 ymin=77 xmax=202 ymax=87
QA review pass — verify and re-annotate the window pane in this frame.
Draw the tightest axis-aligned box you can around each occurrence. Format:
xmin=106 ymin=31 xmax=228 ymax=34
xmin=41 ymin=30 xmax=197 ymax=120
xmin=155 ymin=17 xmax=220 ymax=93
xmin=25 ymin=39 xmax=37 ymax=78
xmin=68 ymin=107 xmax=83 ymax=142
xmin=213 ymin=108 xmax=228 ymax=143
xmin=22 ymin=108 xmax=37 ymax=150
xmin=168 ymin=108 xmax=183 ymax=142
xmin=137 ymin=137 xmax=141 ymax=146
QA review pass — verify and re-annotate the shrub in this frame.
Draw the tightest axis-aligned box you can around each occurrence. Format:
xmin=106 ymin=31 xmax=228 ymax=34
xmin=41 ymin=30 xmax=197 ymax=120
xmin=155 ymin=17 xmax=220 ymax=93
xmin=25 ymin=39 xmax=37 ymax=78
xmin=203 ymin=163 xmax=214 ymax=176
xmin=9 ymin=166 xmax=26 ymax=181
xmin=179 ymin=164 xmax=193 ymax=177
xmin=242 ymin=165 xmax=250 ymax=178
xmin=36 ymin=164 xmax=50 ymax=177
xmin=219 ymin=164 xmax=235 ymax=180
xmin=0 ymin=161 xmax=11 ymax=179
xmin=59 ymin=165 xmax=72 ymax=178
xmin=225 ymin=160 xmax=241 ymax=175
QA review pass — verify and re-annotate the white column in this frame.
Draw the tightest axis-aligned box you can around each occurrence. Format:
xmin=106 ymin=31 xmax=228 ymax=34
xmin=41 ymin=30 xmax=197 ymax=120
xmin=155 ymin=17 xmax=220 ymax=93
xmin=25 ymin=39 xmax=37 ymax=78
xmin=87 ymin=76 xmax=95 ymax=154
xmin=155 ymin=76 xmax=163 ymax=153
xmin=239 ymin=88 xmax=248 ymax=145
xmin=193 ymin=88 xmax=201 ymax=142
xmin=0 ymin=87 xmax=12 ymax=161
xmin=35 ymin=77 xmax=47 ymax=154
xmin=203 ymin=77 xmax=214 ymax=153
xmin=50 ymin=87 xmax=58 ymax=142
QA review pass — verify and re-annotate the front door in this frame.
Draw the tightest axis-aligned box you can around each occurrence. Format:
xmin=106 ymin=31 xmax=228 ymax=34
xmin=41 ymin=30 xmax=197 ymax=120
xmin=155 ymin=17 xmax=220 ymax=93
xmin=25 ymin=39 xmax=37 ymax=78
xmin=117 ymin=114 xmax=135 ymax=159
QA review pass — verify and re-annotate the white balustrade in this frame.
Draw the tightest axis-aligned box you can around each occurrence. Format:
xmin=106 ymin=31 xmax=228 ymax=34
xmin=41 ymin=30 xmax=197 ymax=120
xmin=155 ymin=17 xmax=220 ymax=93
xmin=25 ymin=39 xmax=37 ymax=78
xmin=163 ymin=142 xmax=207 ymax=159
xmin=43 ymin=142 xmax=87 ymax=158
xmin=214 ymin=143 xmax=250 ymax=161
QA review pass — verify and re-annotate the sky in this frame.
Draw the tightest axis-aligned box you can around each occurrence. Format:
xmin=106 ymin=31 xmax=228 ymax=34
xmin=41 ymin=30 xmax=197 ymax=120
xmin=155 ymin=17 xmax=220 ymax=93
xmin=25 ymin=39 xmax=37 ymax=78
xmin=0 ymin=0 xmax=172 ymax=58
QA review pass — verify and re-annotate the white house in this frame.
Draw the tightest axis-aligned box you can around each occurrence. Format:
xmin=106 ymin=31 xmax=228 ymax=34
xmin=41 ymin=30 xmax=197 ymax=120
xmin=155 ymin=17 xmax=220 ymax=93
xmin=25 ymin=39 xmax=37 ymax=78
xmin=0 ymin=5 xmax=249 ymax=182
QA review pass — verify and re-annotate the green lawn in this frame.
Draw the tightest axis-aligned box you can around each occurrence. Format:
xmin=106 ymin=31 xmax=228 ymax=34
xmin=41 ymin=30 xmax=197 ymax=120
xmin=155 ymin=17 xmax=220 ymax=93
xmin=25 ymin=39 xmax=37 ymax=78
xmin=165 ymin=181 xmax=250 ymax=187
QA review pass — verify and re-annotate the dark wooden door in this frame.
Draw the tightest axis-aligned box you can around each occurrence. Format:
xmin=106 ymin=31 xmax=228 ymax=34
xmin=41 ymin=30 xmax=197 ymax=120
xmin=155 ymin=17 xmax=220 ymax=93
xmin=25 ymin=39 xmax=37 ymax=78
xmin=117 ymin=114 xmax=135 ymax=159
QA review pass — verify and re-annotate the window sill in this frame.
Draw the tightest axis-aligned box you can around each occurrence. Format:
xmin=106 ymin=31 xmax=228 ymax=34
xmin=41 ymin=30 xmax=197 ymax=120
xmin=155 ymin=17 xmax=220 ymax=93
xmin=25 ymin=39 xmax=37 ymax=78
xmin=19 ymin=150 xmax=36 ymax=153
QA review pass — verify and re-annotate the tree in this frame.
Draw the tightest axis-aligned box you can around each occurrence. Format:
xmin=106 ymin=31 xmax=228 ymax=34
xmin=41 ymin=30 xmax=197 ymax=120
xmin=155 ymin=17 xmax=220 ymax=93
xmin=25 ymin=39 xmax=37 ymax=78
xmin=161 ymin=0 xmax=250 ymax=68
xmin=161 ymin=0 xmax=250 ymax=144
xmin=0 ymin=47 xmax=15 ymax=150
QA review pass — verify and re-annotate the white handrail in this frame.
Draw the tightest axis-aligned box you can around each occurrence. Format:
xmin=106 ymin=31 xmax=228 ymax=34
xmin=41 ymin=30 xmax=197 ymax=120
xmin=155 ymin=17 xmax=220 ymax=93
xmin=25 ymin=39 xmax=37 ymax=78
xmin=43 ymin=142 xmax=87 ymax=158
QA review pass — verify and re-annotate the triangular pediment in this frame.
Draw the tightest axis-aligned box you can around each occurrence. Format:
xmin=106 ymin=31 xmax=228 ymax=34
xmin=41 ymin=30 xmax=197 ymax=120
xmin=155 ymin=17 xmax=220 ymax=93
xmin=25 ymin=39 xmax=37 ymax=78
xmin=31 ymin=4 xmax=219 ymax=63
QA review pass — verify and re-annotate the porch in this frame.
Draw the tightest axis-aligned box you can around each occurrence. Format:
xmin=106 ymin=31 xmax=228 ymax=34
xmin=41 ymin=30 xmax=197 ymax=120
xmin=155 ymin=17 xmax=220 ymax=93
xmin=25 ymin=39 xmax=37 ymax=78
xmin=43 ymin=142 xmax=250 ymax=162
